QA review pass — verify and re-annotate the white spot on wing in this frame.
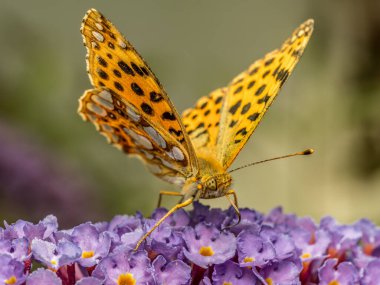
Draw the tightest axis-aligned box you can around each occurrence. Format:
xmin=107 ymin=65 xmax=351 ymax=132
xmin=141 ymin=150 xmax=154 ymax=160
xmin=91 ymin=95 xmax=114 ymax=110
xmin=101 ymin=123 xmax=113 ymax=132
xmin=143 ymin=127 xmax=166 ymax=148
xmin=91 ymin=42 xmax=98 ymax=49
xmin=118 ymin=39 xmax=127 ymax=49
xmin=126 ymin=106 xmax=140 ymax=122
xmin=98 ymin=90 xmax=112 ymax=102
xmin=95 ymin=23 xmax=104 ymax=31
xmin=86 ymin=102 xmax=107 ymax=117
xmin=123 ymin=128 xmax=153 ymax=150
xmin=172 ymin=146 xmax=185 ymax=161
xmin=92 ymin=31 xmax=104 ymax=42
xmin=158 ymin=157 xmax=175 ymax=170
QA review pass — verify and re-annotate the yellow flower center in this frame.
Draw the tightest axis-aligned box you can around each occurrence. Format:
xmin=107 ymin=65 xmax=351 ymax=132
xmin=199 ymin=246 xmax=214 ymax=256
xmin=82 ymin=250 xmax=95 ymax=259
xmin=50 ymin=259 xmax=57 ymax=266
xmin=301 ymin=252 xmax=312 ymax=259
xmin=223 ymin=282 xmax=232 ymax=285
xmin=118 ymin=273 xmax=136 ymax=285
xmin=243 ymin=257 xmax=255 ymax=263
xmin=5 ymin=276 xmax=17 ymax=285
xmin=328 ymin=281 xmax=340 ymax=285
xmin=265 ymin=278 xmax=273 ymax=285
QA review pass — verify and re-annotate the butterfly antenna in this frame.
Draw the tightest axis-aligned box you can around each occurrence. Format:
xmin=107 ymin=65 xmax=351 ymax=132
xmin=228 ymin=148 xmax=314 ymax=173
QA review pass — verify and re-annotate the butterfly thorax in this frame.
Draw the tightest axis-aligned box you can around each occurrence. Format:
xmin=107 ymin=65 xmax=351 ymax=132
xmin=181 ymin=151 xmax=232 ymax=200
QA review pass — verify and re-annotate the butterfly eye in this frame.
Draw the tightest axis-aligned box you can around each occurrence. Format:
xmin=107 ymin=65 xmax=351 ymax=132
xmin=206 ymin=178 xmax=217 ymax=191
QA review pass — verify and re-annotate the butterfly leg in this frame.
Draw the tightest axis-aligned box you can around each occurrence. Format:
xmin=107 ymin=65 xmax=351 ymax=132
xmin=223 ymin=190 xmax=241 ymax=229
xmin=135 ymin=198 xmax=193 ymax=251
xmin=157 ymin=191 xmax=183 ymax=208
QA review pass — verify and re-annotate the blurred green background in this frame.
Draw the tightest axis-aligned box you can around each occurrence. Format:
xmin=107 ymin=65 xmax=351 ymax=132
xmin=1 ymin=1 xmax=379 ymax=227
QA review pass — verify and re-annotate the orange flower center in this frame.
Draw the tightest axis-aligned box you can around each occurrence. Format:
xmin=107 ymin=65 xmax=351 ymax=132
xmin=199 ymin=246 xmax=214 ymax=256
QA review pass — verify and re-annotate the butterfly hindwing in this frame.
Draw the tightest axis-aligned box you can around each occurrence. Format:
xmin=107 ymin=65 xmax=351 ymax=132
xmin=80 ymin=9 xmax=198 ymax=181
xmin=215 ymin=19 xmax=314 ymax=169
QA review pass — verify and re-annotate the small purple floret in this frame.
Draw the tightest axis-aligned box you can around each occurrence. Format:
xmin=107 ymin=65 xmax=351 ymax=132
xmin=26 ymin=268 xmax=62 ymax=285
xmin=0 ymin=254 xmax=26 ymax=285
xmin=183 ymin=222 xmax=236 ymax=268
xmin=31 ymin=239 xmax=81 ymax=270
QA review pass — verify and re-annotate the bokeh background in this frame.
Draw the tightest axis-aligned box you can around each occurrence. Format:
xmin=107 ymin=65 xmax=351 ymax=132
xmin=1 ymin=1 xmax=379 ymax=228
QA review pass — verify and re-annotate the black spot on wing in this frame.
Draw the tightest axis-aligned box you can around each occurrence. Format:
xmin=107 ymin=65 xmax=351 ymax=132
xmin=118 ymin=61 xmax=135 ymax=76
xmin=257 ymin=95 xmax=270 ymax=104
xmin=131 ymin=83 xmax=144 ymax=96
xmin=229 ymin=100 xmax=242 ymax=115
xmin=141 ymin=103 xmax=154 ymax=116
xmin=131 ymin=62 xmax=144 ymax=76
xmin=113 ymin=69 xmax=121 ymax=78
xmin=262 ymin=70 xmax=270 ymax=78
xmin=150 ymin=91 xmax=163 ymax=102
xmin=200 ymin=101 xmax=208 ymax=109
xmin=195 ymin=122 xmax=205 ymax=130
xmin=247 ymin=80 xmax=256 ymax=89
xmin=234 ymin=86 xmax=243 ymax=94
xmin=255 ymin=84 xmax=266 ymax=96
xmin=215 ymin=96 xmax=223 ymax=104
xmin=97 ymin=56 xmax=107 ymax=67
xmin=241 ymin=103 xmax=251 ymax=115
xmin=162 ymin=112 xmax=176 ymax=121
xmin=248 ymin=112 xmax=260 ymax=121
xmin=264 ymin=58 xmax=274 ymax=66
xmin=97 ymin=69 xmax=108 ymax=80
xmin=169 ymin=128 xmax=182 ymax=137
xmin=236 ymin=127 xmax=248 ymax=136
xmin=229 ymin=120 xmax=237 ymax=128
xmin=114 ymin=82 xmax=124 ymax=91
xmin=249 ymin=67 xmax=259 ymax=75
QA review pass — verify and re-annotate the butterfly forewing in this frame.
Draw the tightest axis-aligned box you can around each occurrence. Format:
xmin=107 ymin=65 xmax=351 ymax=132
xmin=80 ymin=9 xmax=198 ymax=181
xmin=215 ymin=20 xmax=314 ymax=169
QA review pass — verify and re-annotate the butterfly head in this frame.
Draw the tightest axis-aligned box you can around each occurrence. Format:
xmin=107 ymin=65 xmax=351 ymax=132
xmin=182 ymin=173 xmax=232 ymax=200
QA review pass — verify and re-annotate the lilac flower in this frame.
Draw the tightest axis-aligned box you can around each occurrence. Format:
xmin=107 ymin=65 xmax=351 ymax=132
xmin=222 ymin=207 xmax=263 ymax=235
xmin=92 ymin=251 xmax=155 ymax=284
xmin=0 ymin=237 xmax=29 ymax=261
xmin=318 ymin=259 xmax=359 ymax=285
xmin=108 ymin=214 xmax=142 ymax=236
xmin=151 ymin=207 xmax=190 ymax=228
xmin=31 ymin=239 xmax=81 ymax=270
xmin=260 ymin=225 xmax=298 ymax=260
xmin=3 ymin=215 xmax=58 ymax=242
xmin=183 ymin=222 xmax=236 ymax=268
xmin=320 ymin=216 xmax=362 ymax=259
xmin=147 ymin=221 xmax=184 ymax=259
xmin=212 ymin=260 xmax=258 ymax=284
xmin=260 ymin=259 xmax=302 ymax=285
xmin=190 ymin=202 xmax=227 ymax=228
xmin=152 ymin=255 xmax=191 ymax=285
xmin=2 ymin=203 xmax=380 ymax=283
xmin=71 ymin=223 xmax=111 ymax=267
xmin=362 ymin=259 xmax=380 ymax=285
xmin=26 ymin=268 xmax=62 ymax=285
xmin=237 ymin=229 xmax=275 ymax=268
xmin=0 ymin=254 xmax=26 ymax=285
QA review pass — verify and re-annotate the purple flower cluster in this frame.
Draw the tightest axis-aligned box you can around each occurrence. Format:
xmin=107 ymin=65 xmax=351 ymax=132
xmin=1 ymin=203 xmax=380 ymax=284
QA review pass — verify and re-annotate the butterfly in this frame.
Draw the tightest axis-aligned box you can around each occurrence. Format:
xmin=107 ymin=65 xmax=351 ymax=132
xmin=79 ymin=9 xmax=314 ymax=250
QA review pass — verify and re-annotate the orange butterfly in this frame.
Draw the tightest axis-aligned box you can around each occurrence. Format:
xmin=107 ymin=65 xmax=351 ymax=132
xmin=79 ymin=9 xmax=314 ymax=250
